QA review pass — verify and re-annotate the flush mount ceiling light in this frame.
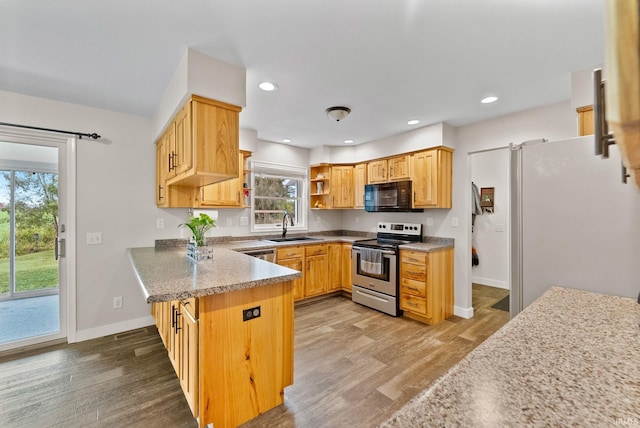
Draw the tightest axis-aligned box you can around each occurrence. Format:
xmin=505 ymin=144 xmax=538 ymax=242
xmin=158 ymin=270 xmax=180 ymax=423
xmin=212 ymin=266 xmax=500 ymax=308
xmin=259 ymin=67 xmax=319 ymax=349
xmin=325 ymin=106 xmax=351 ymax=121
xmin=407 ymin=119 xmax=420 ymax=125
xmin=282 ymin=138 xmax=292 ymax=143
xmin=481 ymin=96 xmax=498 ymax=104
xmin=344 ymin=139 xmax=354 ymax=144
xmin=258 ymin=81 xmax=278 ymax=91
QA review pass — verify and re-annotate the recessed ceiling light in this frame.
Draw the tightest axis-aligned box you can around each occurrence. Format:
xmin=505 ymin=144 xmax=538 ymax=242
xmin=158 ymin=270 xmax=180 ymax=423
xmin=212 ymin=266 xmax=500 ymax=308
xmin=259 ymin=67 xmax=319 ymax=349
xmin=282 ymin=138 xmax=292 ymax=143
xmin=258 ymin=81 xmax=278 ymax=91
xmin=407 ymin=119 xmax=420 ymax=125
xmin=344 ymin=139 xmax=354 ymax=144
xmin=481 ymin=96 xmax=498 ymax=104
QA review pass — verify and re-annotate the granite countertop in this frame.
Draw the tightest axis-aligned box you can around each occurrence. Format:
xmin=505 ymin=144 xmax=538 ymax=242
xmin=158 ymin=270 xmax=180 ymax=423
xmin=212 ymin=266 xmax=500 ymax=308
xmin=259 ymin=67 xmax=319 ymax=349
xmin=381 ymin=287 xmax=640 ymax=427
xmin=128 ymin=247 xmax=301 ymax=303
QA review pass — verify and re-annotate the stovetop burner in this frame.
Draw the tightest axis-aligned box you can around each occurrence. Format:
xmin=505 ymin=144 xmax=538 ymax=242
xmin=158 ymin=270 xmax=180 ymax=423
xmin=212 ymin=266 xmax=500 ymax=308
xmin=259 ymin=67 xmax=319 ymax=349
xmin=352 ymin=222 xmax=423 ymax=251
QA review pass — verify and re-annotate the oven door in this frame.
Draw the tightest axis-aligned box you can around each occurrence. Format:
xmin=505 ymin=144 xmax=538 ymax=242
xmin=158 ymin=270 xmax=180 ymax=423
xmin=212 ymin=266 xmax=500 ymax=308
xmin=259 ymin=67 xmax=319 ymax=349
xmin=351 ymin=247 xmax=397 ymax=296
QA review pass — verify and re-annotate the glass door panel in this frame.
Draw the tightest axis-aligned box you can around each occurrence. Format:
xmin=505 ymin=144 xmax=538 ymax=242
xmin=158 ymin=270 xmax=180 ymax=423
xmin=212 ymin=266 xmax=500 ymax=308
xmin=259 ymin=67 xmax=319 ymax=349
xmin=0 ymin=171 xmax=9 ymax=296
xmin=14 ymin=171 xmax=59 ymax=294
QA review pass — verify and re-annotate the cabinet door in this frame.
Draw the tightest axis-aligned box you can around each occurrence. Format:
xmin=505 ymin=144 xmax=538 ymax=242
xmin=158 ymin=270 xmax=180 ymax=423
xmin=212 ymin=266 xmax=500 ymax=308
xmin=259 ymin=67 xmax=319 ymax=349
xmin=412 ymin=150 xmax=438 ymax=207
xmin=331 ymin=166 xmax=354 ymax=208
xmin=341 ymin=244 xmax=352 ymax=292
xmin=367 ymin=160 xmax=387 ymax=183
xmin=192 ymin=99 xmax=239 ymax=180
xmin=174 ymin=103 xmax=193 ymax=176
xmin=328 ymin=244 xmax=342 ymax=292
xmin=388 ymin=155 xmax=411 ymax=181
xmin=354 ymin=164 xmax=367 ymax=208
xmin=199 ymin=152 xmax=243 ymax=207
xmin=277 ymin=257 xmax=305 ymax=301
xmin=180 ymin=304 xmax=199 ymax=417
xmin=305 ymin=254 xmax=328 ymax=297
xmin=156 ymin=139 xmax=167 ymax=207
xmin=169 ymin=301 xmax=182 ymax=374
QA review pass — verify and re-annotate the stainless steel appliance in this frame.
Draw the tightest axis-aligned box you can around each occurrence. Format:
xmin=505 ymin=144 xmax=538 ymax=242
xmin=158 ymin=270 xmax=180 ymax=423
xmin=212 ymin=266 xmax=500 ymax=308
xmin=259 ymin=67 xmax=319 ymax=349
xmin=364 ymin=180 xmax=423 ymax=212
xmin=240 ymin=248 xmax=276 ymax=263
xmin=352 ymin=222 xmax=422 ymax=316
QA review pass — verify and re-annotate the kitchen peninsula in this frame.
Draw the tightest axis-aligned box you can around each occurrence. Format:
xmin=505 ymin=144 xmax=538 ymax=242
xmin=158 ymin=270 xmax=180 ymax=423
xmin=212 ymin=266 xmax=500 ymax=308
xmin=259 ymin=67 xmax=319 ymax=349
xmin=128 ymin=246 xmax=301 ymax=428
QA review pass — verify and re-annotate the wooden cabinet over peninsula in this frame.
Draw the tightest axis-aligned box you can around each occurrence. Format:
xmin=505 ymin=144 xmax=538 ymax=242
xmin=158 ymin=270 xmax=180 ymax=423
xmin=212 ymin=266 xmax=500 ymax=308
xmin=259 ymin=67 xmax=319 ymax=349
xmin=128 ymin=247 xmax=300 ymax=428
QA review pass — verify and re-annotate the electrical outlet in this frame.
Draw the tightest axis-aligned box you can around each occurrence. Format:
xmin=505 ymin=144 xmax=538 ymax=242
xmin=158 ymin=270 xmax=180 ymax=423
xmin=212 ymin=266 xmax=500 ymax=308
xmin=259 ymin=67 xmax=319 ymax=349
xmin=156 ymin=218 xmax=165 ymax=229
xmin=240 ymin=217 xmax=248 ymax=226
xmin=242 ymin=306 xmax=261 ymax=321
xmin=226 ymin=218 xmax=233 ymax=227
xmin=113 ymin=296 xmax=123 ymax=309
xmin=426 ymin=217 xmax=434 ymax=227
xmin=86 ymin=232 xmax=102 ymax=245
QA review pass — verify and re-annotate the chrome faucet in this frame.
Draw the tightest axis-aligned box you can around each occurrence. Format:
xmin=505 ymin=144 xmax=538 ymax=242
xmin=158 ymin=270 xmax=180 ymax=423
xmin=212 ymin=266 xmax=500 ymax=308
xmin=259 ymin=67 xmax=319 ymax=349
xmin=282 ymin=212 xmax=294 ymax=238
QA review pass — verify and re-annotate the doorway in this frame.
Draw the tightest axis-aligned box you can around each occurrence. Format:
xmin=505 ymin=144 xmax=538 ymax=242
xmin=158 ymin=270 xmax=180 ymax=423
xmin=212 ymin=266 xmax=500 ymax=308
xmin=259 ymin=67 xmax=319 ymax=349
xmin=468 ymin=147 xmax=511 ymax=319
xmin=0 ymin=140 xmax=68 ymax=351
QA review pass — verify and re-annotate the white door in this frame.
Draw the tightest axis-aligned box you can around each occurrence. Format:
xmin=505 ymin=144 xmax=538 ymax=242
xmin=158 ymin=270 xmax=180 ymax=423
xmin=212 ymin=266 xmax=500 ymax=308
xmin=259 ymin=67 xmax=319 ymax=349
xmin=0 ymin=140 xmax=70 ymax=351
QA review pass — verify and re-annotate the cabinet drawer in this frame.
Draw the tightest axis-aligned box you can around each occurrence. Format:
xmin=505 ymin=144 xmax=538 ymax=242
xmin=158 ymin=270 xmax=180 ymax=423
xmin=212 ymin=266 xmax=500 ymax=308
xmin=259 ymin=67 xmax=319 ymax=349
xmin=305 ymin=244 xmax=327 ymax=256
xmin=400 ymin=278 xmax=426 ymax=297
xmin=400 ymin=294 xmax=428 ymax=316
xmin=400 ymin=251 xmax=427 ymax=265
xmin=180 ymin=297 xmax=198 ymax=319
xmin=400 ymin=263 xmax=426 ymax=281
xmin=277 ymin=246 xmax=304 ymax=260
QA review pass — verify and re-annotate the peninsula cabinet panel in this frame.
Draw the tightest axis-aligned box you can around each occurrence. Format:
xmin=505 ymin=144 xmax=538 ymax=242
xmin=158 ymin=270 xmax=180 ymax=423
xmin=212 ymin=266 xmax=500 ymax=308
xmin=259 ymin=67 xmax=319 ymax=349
xmin=198 ymin=282 xmax=294 ymax=428
xmin=331 ymin=165 xmax=354 ymax=208
xmin=412 ymin=148 xmax=453 ymax=208
xmin=354 ymin=163 xmax=367 ymax=208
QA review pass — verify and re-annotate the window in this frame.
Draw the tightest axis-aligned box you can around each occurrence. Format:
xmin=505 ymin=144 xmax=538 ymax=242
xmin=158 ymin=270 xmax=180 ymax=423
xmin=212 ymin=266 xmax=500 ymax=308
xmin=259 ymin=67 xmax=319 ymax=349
xmin=250 ymin=161 xmax=308 ymax=232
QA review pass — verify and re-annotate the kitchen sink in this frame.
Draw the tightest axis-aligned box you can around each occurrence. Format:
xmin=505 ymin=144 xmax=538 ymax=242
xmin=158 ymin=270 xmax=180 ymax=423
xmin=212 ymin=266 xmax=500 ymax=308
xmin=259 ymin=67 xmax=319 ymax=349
xmin=266 ymin=236 xmax=321 ymax=243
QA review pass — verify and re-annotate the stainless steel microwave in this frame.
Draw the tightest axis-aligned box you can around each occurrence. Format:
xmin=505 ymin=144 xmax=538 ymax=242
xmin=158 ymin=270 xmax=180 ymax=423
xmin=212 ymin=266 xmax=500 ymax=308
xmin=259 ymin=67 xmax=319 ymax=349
xmin=364 ymin=180 xmax=423 ymax=212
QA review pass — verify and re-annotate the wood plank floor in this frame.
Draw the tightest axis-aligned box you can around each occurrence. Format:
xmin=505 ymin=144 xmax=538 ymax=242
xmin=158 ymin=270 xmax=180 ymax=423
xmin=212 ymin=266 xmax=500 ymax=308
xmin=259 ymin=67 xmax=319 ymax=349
xmin=0 ymin=284 xmax=509 ymax=428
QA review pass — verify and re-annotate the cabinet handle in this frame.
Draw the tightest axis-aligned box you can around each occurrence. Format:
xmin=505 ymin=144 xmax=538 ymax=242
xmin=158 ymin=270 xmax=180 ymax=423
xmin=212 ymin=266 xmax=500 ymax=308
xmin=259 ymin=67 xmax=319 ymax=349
xmin=593 ymin=68 xmax=615 ymax=157
xmin=168 ymin=154 xmax=172 ymax=172
xmin=406 ymin=270 xmax=422 ymax=276
xmin=407 ymin=286 xmax=420 ymax=292
xmin=158 ymin=185 xmax=164 ymax=200
xmin=390 ymin=166 xmax=393 ymax=177
xmin=406 ymin=301 xmax=418 ymax=307
xmin=307 ymin=260 xmax=310 ymax=270
xmin=174 ymin=310 xmax=182 ymax=334
xmin=237 ymin=191 xmax=241 ymax=203
xmin=171 ymin=304 xmax=176 ymax=328
xmin=622 ymin=164 xmax=630 ymax=184
xmin=413 ymin=191 xmax=416 ymax=203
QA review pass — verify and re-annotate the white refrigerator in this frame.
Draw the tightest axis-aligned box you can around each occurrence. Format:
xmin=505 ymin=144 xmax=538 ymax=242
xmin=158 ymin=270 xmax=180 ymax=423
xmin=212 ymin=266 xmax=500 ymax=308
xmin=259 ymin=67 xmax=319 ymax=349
xmin=510 ymin=135 xmax=640 ymax=316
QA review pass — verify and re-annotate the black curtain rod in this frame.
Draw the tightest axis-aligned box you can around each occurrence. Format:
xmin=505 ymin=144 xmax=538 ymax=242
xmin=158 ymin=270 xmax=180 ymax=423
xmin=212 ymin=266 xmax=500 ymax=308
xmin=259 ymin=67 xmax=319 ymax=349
xmin=0 ymin=121 xmax=101 ymax=140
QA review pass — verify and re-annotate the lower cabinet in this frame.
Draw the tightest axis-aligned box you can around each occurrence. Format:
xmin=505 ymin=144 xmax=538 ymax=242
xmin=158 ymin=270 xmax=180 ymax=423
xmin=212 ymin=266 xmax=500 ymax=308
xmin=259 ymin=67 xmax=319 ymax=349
xmin=276 ymin=246 xmax=305 ymax=301
xmin=399 ymin=248 xmax=454 ymax=325
xmin=304 ymin=244 xmax=328 ymax=297
xmin=152 ymin=282 xmax=293 ymax=428
xmin=341 ymin=243 xmax=352 ymax=293
xmin=328 ymin=244 xmax=343 ymax=292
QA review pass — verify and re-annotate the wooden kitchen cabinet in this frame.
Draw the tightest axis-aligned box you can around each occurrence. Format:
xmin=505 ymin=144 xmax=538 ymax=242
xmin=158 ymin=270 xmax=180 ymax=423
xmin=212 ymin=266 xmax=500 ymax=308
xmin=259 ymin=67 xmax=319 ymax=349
xmin=412 ymin=147 xmax=453 ymax=208
xmin=331 ymin=165 xmax=354 ymax=208
xmin=341 ymin=243 xmax=352 ymax=292
xmin=179 ymin=301 xmax=199 ymax=417
xmin=328 ymin=244 xmax=343 ymax=292
xmin=155 ymin=95 xmax=241 ymax=205
xmin=367 ymin=159 xmax=388 ymax=183
xmin=399 ymin=248 xmax=453 ymax=325
xmin=304 ymin=244 xmax=328 ymax=297
xmin=354 ymin=163 xmax=367 ymax=208
xmin=276 ymin=246 xmax=305 ymax=301
xmin=198 ymin=151 xmax=251 ymax=208
xmin=388 ymin=154 xmax=411 ymax=181
xmin=310 ymin=164 xmax=331 ymax=209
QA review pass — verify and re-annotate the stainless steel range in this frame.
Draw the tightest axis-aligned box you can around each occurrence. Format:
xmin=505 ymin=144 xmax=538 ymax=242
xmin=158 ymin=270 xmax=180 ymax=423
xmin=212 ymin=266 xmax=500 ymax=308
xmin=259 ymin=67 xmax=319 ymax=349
xmin=352 ymin=222 xmax=422 ymax=316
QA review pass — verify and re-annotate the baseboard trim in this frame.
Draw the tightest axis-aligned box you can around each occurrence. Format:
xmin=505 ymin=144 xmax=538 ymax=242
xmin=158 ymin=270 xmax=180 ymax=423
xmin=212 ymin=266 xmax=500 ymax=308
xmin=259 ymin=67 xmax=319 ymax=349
xmin=472 ymin=277 xmax=508 ymax=290
xmin=74 ymin=315 xmax=155 ymax=343
xmin=454 ymin=305 xmax=474 ymax=319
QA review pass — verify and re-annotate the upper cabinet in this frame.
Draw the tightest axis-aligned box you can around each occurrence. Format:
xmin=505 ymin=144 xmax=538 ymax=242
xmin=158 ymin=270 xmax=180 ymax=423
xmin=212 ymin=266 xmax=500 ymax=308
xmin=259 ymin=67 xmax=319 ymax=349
xmin=603 ymin=0 xmax=640 ymax=189
xmin=331 ymin=165 xmax=354 ymax=208
xmin=367 ymin=155 xmax=411 ymax=184
xmin=198 ymin=151 xmax=251 ymax=208
xmin=354 ymin=163 xmax=367 ymax=209
xmin=155 ymin=95 xmax=242 ymax=207
xmin=310 ymin=164 xmax=332 ymax=209
xmin=412 ymin=148 xmax=453 ymax=208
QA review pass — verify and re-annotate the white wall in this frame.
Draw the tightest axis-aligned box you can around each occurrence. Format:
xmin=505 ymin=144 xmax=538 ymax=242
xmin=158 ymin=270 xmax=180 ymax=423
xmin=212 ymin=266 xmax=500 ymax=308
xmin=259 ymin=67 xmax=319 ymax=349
xmin=470 ymin=149 xmax=509 ymax=289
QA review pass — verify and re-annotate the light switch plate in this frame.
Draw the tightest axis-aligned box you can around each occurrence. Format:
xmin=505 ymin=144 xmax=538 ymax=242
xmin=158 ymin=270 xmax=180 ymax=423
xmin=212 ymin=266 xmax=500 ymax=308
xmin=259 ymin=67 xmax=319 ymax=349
xmin=426 ymin=217 xmax=434 ymax=227
xmin=240 ymin=217 xmax=248 ymax=226
xmin=86 ymin=232 xmax=102 ymax=245
xmin=451 ymin=217 xmax=459 ymax=228
xmin=156 ymin=218 xmax=165 ymax=229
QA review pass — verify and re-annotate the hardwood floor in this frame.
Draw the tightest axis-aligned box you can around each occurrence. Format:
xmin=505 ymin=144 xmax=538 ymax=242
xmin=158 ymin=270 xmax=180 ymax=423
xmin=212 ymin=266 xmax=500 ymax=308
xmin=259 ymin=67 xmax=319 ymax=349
xmin=0 ymin=285 xmax=509 ymax=428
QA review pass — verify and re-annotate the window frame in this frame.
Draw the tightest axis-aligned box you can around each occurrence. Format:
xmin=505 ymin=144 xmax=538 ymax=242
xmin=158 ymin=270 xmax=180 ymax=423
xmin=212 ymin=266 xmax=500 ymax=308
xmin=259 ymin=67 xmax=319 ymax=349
xmin=249 ymin=160 xmax=308 ymax=233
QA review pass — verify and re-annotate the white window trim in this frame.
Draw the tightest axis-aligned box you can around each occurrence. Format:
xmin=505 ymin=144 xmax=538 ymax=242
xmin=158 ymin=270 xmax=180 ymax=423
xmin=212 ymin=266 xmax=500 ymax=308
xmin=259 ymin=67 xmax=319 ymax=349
xmin=250 ymin=160 xmax=308 ymax=233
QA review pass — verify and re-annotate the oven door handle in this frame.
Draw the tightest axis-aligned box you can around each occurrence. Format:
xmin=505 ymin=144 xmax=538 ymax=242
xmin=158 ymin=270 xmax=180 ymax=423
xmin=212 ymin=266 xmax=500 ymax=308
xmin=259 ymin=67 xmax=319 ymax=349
xmin=353 ymin=248 xmax=396 ymax=256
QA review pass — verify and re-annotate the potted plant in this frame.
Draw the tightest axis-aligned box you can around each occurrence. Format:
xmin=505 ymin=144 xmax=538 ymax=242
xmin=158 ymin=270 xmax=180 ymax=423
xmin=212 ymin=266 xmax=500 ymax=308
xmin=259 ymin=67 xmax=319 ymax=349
xmin=180 ymin=213 xmax=216 ymax=246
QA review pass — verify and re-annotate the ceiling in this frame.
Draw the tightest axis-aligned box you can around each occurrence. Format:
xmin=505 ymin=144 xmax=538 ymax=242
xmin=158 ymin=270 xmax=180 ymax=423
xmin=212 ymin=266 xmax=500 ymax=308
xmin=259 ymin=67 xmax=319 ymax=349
xmin=0 ymin=0 xmax=605 ymax=149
